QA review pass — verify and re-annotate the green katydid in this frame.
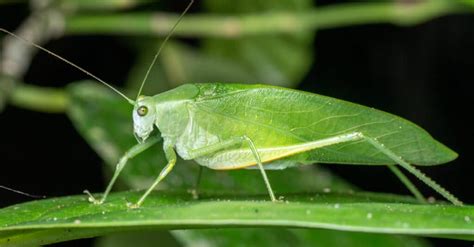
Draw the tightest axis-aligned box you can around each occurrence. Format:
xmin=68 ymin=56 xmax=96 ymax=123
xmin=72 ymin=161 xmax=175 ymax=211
xmin=0 ymin=1 xmax=463 ymax=208
xmin=96 ymin=82 xmax=462 ymax=208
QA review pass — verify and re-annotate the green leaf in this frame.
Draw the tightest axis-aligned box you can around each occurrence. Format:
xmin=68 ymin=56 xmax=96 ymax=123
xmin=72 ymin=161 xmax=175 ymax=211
xmin=95 ymin=227 xmax=431 ymax=247
xmin=171 ymin=228 xmax=431 ymax=247
xmin=202 ymin=0 xmax=314 ymax=87
xmin=97 ymin=228 xmax=430 ymax=247
xmin=125 ymin=41 xmax=262 ymax=96
xmin=0 ymin=191 xmax=472 ymax=246
xmin=96 ymin=231 xmax=180 ymax=247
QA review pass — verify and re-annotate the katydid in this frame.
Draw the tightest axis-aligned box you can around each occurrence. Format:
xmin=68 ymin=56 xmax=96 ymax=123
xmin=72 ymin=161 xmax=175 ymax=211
xmin=0 ymin=1 xmax=463 ymax=208
xmin=88 ymin=82 xmax=462 ymax=208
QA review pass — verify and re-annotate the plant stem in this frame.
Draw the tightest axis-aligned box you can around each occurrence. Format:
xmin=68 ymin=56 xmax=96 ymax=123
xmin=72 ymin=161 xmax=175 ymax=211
xmin=65 ymin=1 xmax=468 ymax=38
xmin=10 ymin=84 xmax=68 ymax=113
xmin=56 ymin=0 xmax=149 ymax=11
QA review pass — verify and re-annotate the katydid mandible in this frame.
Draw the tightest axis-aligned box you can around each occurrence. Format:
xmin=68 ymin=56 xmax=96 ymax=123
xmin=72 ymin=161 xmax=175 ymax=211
xmin=1 ymin=1 xmax=463 ymax=208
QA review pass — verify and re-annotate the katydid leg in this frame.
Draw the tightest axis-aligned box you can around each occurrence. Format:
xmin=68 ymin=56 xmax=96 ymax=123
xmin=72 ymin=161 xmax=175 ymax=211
xmin=301 ymin=132 xmax=460 ymax=205
xmin=361 ymin=135 xmax=463 ymax=206
xmin=288 ymin=132 xmax=458 ymax=205
xmin=190 ymin=166 xmax=203 ymax=199
xmin=85 ymin=136 xmax=161 ymax=204
xmin=242 ymin=136 xmax=277 ymax=202
xmin=131 ymin=140 xmax=177 ymax=207
xmin=387 ymin=165 xmax=426 ymax=203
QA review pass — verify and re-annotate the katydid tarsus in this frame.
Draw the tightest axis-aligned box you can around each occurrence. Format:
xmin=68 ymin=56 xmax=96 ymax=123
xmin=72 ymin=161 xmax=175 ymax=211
xmin=0 ymin=1 xmax=463 ymax=208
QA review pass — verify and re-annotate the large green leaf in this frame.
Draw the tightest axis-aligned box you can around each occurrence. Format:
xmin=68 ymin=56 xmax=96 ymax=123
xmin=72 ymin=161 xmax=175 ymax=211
xmin=0 ymin=191 xmax=472 ymax=246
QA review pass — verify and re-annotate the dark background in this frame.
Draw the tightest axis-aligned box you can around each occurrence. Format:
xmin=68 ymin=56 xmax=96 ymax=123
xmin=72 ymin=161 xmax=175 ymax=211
xmin=1 ymin=1 xmax=473 ymax=246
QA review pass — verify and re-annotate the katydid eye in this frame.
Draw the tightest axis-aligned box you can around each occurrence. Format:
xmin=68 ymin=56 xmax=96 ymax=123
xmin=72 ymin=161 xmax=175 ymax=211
xmin=137 ymin=106 xmax=148 ymax=116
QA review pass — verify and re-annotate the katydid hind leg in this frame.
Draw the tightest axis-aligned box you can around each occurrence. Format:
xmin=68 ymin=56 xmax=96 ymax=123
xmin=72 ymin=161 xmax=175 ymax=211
xmin=276 ymin=131 xmax=460 ymax=205
xmin=362 ymin=134 xmax=463 ymax=206
xmin=131 ymin=141 xmax=177 ymax=208
xmin=85 ymin=136 xmax=160 ymax=204
xmin=387 ymin=165 xmax=426 ymax=203
xmin=290 ymin=132 xmax=457 ymax=205
xmin=242 ymin=136 xmax=277 ymax=202
xmin=189 ymin=166 xmax=203 ymax=200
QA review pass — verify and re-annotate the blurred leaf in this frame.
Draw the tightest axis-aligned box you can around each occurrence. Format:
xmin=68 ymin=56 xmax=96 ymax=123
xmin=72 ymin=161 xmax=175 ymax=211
xmin=95 ymin=230 xmax=180 ymax=247
xmin=202 ymin=0 xmax=314 ymax=86
xmin=1 ymin=191 xmax=473 ymax=246
xmin=99 ymin=228 xmax=430 ymax=247
xmin=0 ymin=75 xmax=15 ymax=112
xmin=455 ymin=0 xmax=474 ymax=7
xmin=125 ymin=41 xmax=260 ymax=96
xmin=172 ymin=228 xmax=430 ymax=247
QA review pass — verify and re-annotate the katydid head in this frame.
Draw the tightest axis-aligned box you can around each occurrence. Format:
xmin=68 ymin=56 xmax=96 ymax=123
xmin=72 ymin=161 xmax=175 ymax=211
xmin=133 ymin=96 xmax=156 ymax=143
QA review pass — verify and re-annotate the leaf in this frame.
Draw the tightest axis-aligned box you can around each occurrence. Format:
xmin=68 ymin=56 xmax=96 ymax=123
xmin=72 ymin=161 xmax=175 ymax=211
xmin=0 ymin=75 xmax=16 ymax=113
xmin=202 ymin=0 xmax=314 ymax=87
xmin=125 ymin=41 xmax=262 ymax=96
xmin=0 ymin=191 xmax=472 ymax=246
xmin=172 ymin=228 xmax=431 ymax=247
xmin=98 ymin=227 xmax=430 ymax=247
xmin=96 ymin=230 xmax=180 ymax=247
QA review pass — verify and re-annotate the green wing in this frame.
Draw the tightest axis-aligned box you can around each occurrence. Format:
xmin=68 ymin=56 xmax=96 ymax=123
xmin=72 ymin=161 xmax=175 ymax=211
xmin=188 ymin=83 xmax=457 ymax=166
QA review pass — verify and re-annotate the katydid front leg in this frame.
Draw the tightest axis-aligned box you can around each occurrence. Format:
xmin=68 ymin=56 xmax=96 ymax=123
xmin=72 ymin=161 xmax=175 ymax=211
xmin=84 ymin=136 xmax=161 ymax=204
xmin=128 ymin=139 xmax=177 ymax=208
